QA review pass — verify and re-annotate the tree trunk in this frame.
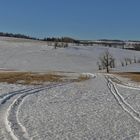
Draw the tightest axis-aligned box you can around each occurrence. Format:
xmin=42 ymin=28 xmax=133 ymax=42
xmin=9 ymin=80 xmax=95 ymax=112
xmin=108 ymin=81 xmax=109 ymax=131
xmin=107 ymin=66 xmax=109 ymax=73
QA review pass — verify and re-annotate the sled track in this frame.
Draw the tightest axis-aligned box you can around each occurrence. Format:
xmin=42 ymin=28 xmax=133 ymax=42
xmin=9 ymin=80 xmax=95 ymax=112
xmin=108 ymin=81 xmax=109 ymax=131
xmin=105 ymin=76 xmax=140 ymax=123
xmin=108 ymin=75 xmax=140 ymax=91
xmin=0 ymin=86 xmax=43 ymax=105
xmin=4 ymin=82 xmax=70 ymax=140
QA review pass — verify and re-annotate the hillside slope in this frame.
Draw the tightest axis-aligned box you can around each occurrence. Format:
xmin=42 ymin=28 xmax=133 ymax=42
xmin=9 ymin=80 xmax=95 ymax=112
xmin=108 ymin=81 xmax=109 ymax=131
xmin=0 ymin=37 xmax=140 ymax=73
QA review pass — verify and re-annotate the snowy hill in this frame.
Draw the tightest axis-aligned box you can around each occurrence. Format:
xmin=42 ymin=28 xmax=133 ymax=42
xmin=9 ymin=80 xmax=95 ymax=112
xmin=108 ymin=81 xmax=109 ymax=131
xmin=0 ymin=37 xmax=140 ymax=73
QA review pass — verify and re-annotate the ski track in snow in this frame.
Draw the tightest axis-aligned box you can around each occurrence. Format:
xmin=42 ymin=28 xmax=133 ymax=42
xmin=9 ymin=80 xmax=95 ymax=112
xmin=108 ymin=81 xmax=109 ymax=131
xmin=0 ymin=72 xmax=95 ymax=140
xmin=0 ymin=72 xmax=139 ymax=139
xmin=0 ymin=86 xmax=43 ymax=105
xmin=0 ymin=82 xmax=70 ymax=140
xmin=108 ymin=74 xmax=140 ymax=91
xmin=105 ymin=75 xmax=140 ymax=123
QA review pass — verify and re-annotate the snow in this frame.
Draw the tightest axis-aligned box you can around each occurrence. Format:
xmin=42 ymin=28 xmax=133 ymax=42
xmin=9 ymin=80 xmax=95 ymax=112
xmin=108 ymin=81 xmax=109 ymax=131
xmin=18 ymin=75 xmax=140 ymax=139
xmin=117 ymin=84 xmax=140 ymax=114
xmin=115 ymin=63 xmax=140 ymax=72
xmin=0 ymin=37 xmax=140 ymax=139
xmin=0 ymin=37 xmax=140 ymax=73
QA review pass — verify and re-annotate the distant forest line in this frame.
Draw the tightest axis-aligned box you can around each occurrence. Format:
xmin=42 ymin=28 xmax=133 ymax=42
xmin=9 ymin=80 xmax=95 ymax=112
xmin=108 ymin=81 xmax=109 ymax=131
xmin=0 ymin=32 xmax=140 ymax=51
xmin=0 ymin=32 xmax=80 ymax=43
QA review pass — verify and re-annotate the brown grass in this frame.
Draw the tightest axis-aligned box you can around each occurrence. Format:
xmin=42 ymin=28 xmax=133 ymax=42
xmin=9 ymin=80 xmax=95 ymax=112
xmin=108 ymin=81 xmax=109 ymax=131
xmin=0 ymin=72 xmax=65 ymax=85
xmin=115 ymin=72 xmax=140 ymax=82
xmin=0 ymin=72 xmax=90 ymax=85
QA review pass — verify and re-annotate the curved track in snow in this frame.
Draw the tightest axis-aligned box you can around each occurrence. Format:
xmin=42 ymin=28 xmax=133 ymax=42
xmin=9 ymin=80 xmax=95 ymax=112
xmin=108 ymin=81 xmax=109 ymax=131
xmin=3 ymin=73 xmax=96 ymax=140
xmin=105 ymin=75 xmax=140 ymax=123
xmin=1 ymin=72 xmax=139 ymax=139
xmin=107 ymin=74 xmax=140 ymax=91
xmin=0 ymin=82 xmax=70 ymax=140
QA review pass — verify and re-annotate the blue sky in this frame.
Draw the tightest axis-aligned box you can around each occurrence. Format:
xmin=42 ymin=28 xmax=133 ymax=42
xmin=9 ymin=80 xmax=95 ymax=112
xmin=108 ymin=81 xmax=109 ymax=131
xmin=0 ymin=0 xmax=140 ymax=40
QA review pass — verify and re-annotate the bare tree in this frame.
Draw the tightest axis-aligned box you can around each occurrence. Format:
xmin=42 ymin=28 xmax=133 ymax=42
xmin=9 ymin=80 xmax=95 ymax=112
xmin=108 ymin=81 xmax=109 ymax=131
xmin=121 ymin=61 xmax=125 ymax=67
xmin=110 ymin=58 xmax=115 ymax=68
xmin=124 ymin=57 xmax=132 ymax=65
xmin=134 ymin=55 xmax=137 ymax=63
xmin=54 ymin=42 xmax=58 ymax=49
xmin=127 ymin=58 xmax=132 ymax=64
xmin=98 ymin=49 xmax=115 ymax=73
xmin=97 ymin=61 xmax=102 ymax=70
xmin=124 ymin=58 xmax=128 ymax=66
xmin=137 ymin=58 xmax=140 ymax=63
xmin=64 ymin=43 xmax=68 ymax=48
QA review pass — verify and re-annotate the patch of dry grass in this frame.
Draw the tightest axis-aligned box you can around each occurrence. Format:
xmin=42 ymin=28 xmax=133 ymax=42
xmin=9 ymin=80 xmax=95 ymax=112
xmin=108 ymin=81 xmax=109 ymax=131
xmin=116 ymin=72 xmax=140 ymax=82
xmin=0 ymin=72 xmax=65 ymax=85
xmin=0 ymin=72 xmax=91 ymax=85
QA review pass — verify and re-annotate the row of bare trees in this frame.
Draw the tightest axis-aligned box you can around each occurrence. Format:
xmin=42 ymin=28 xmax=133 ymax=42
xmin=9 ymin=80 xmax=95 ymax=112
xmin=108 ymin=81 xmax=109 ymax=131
xmin=121 ymin=56 xmax=140 ymax=67
xmin=54 ymin=42 xmax=68 ymax=49
xmin=97 ymin=49 xmax=140 ymax=73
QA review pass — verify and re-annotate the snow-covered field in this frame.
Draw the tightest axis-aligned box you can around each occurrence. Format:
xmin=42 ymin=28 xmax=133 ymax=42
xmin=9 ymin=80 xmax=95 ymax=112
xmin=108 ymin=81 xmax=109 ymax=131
xmin=0 ymin=37 xmax=140 ymax=140
xmin=0 ymin=37 xmax=140 ymax=72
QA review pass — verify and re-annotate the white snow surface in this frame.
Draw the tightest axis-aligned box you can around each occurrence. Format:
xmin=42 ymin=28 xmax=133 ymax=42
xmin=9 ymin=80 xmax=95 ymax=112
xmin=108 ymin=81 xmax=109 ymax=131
xmin=0 ymin=75 xmax=139 ymax=139
xmin=0 ymin=37 xmax=140 ymax=72
xmin=16 ymin=75 xmax=140 ymax=139
xmin=0 ymin=37 xmax=140 ymax=140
